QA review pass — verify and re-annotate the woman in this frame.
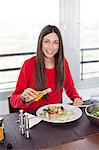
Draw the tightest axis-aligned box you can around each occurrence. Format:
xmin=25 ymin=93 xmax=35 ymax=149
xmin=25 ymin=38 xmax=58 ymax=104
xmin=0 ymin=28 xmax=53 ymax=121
xmin=10 ymin=25 xmax=83 ymax=111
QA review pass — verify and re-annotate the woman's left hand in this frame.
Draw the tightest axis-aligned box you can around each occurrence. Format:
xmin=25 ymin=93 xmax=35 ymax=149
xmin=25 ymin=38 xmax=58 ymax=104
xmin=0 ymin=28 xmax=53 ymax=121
xmin=73 ymin=98 xmax=83 ymax=106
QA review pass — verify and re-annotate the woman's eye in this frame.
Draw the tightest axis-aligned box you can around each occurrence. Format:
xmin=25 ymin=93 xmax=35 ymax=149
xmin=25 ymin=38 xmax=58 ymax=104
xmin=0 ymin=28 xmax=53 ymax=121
xmin=44 ymin=40 xmax=49 ymax=43
xmin=54 ymin=41 xmax=59 ymax=45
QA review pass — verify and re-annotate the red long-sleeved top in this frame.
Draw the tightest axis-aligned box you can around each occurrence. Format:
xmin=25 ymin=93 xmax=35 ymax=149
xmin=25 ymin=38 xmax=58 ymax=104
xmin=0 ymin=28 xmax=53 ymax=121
xmin=10 ymin=56 xmax=81 ymax=111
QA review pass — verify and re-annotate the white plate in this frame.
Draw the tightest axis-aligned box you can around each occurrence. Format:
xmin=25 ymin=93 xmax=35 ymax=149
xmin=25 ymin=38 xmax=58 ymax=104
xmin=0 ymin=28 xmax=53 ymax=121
xmin=36 ymin=103 xmax=82 ymax=123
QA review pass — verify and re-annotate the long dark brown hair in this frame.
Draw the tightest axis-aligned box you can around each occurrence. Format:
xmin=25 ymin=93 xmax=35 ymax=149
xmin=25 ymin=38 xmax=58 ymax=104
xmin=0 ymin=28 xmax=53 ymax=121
xmin=36 ymin=25 xmax=64 ymax=91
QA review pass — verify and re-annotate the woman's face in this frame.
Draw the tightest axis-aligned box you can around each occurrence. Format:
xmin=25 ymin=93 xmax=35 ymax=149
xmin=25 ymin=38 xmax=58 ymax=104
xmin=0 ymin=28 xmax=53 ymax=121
xmin=42 ymin=32 xmax=59 ymax=58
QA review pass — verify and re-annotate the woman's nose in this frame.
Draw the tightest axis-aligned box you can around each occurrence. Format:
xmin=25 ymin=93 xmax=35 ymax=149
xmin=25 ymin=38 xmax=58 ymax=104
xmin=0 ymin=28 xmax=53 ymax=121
xmin=49 ymin=43 xmax=53 ymax=49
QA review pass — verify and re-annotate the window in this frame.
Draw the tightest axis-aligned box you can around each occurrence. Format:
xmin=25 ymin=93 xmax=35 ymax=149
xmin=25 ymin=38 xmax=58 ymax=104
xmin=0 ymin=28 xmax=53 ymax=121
xmin=0 ymin=0 xmax=59 ymax=90
xmin=80 ymin=0 xmax=99 ymax=80
xmin=60 ymin=0 xmax=99 ymax=88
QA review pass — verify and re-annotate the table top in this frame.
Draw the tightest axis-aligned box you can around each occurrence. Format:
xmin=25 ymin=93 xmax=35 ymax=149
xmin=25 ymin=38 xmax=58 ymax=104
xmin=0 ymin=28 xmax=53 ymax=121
xmin=0 ymin=108 xmax=99 ymax=150
xmin=44 ymin=134 xmax=99 ymax=150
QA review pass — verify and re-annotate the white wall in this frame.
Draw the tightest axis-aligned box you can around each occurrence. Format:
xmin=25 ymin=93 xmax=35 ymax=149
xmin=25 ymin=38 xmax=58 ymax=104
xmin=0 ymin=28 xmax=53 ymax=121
xmin=0 ymin=90 xmax=12 ymax=115
xmin=0 ymin=100 xmax=9 ymax=115
xmin=62 ymin=87 xmax=99 ymax=104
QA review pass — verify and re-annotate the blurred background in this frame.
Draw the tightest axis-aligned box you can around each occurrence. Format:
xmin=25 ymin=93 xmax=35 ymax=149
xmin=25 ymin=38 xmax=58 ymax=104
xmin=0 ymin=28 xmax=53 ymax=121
xmin=0 ymin=0 xmax=99 ymax=114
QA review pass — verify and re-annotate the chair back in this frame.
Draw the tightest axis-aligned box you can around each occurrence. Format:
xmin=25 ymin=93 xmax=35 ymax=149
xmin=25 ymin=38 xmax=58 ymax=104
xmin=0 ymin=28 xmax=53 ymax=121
xmin=8 ymin=96 xmax=19 ymax=113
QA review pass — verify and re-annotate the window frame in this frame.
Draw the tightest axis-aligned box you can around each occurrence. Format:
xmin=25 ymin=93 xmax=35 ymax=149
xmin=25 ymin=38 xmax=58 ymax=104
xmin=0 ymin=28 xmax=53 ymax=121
xmin=60 ymin=0 xmax=99 ymax=89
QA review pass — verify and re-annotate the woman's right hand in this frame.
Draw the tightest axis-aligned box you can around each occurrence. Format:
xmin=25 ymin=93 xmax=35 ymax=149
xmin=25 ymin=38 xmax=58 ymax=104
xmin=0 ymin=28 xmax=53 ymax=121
xmin=21 ymin=88 xmax=39 ymax=102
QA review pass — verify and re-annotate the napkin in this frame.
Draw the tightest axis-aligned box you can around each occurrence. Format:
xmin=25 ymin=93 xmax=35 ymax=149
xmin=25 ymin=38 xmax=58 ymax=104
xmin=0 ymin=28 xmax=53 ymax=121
xmin=27 ymin=113 xmax=42 ymax=128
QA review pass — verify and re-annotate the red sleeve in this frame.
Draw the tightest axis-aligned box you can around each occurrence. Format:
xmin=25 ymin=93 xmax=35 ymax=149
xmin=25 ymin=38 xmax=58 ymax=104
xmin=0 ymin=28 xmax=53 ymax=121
xmin=10 ymin=58 xmax=47 ymax=111
xmin=10 ymin=60 xmax=30 ymax=108
xmin=63 ymin=58 xmax=82 ymax=101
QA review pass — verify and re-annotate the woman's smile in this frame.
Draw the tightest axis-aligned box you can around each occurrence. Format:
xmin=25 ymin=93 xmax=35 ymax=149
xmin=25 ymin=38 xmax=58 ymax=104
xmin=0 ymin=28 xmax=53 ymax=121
xmin=46 ymin=50 xmax=54 ymax=55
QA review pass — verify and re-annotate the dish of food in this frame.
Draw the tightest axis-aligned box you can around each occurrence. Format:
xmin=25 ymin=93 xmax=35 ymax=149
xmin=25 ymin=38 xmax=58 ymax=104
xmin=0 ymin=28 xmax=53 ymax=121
xmin=36 ymin=103 xmax=82 ymax=123
xmin=88 ymin=105 xmax=99 ymax=117
xmin=85 ymin=103 xmax=99 ymax=126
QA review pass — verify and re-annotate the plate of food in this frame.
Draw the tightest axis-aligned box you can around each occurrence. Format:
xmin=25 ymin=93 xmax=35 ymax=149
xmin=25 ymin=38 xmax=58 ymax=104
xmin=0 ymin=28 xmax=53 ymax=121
xmin=36 ymin=103 xmax=82 ymax=123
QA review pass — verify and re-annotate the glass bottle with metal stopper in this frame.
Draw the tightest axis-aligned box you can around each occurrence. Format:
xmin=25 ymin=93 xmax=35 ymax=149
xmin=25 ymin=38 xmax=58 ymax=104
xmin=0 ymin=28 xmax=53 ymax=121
xmin=23 ymin=88 xmax=51 ymax=103
xmin=0 ymin=117 xmax=4 ymax=143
